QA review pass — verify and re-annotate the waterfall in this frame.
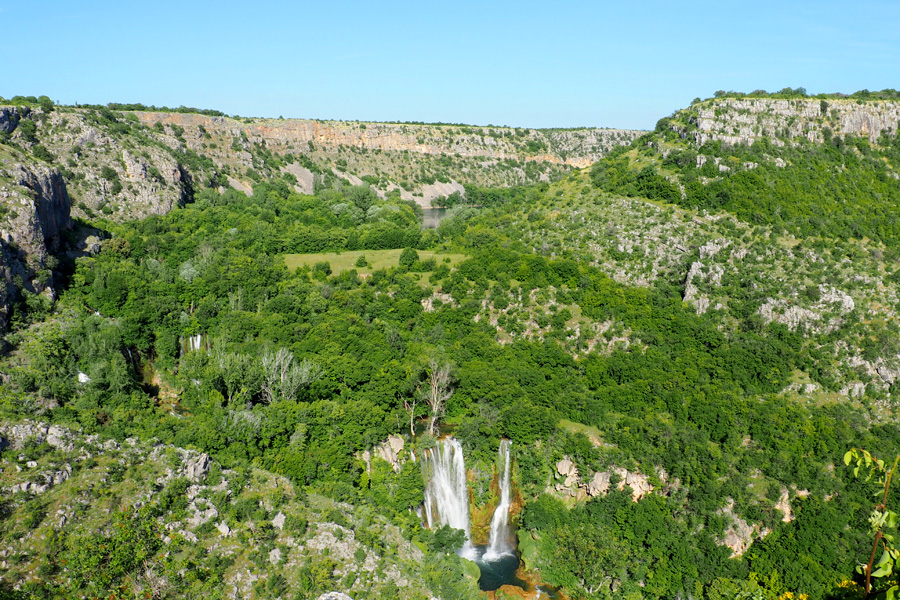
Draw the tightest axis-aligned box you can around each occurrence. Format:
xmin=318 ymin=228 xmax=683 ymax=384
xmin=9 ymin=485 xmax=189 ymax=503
xmin=181 ymin=334 xmax=204 ymax=353
xmin=422 ymin=438 xmax=477 ymax=558
xmin=189 ymin=334 xmax=203 ymax=352
xmin=483 ymin=439 xmax=513 ymax=561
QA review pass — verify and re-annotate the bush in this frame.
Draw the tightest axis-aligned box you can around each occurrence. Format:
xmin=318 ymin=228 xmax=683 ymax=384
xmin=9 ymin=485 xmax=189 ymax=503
xmin=426 ymin=524 xmax=466 ymax=554
xmin=17 ymin=119 xmax=37 ymax=143
xmin=312 ymin=261 xmax=332 ymax=279
xmin=285 ymin=513 xmax=308 ymax=534
xmin=399 ymin=247 xmax=419 ymax=267
xmin=31 ymin=145 xmax=54 ymax=162
xmin=157 ymin=477 xmax=190 ymax=514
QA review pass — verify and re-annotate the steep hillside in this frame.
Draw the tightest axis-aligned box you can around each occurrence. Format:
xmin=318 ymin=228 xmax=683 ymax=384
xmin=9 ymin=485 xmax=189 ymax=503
xmin=679 ymin=95 xmax=900 ymax=147
xmin=0 ymin=98 xmax=641 ymax=222
xmin=458 ymin=168 xmax=900 ymax=408
xmin=0 ymin=420 xmax=481 ymax=599
xmin=0 ymin=145 xmax=74 ymax=333
xmin=504 ymin=93 xmax=900 ymax=407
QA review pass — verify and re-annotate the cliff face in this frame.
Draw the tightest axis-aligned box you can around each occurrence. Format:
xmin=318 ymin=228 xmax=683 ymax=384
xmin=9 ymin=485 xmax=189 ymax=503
xmin=0 ymin=104 xmax=641 ymax=221
xmin=135 ymin=111 xmax=640 ymax=167
xmin=680 ymin=97 xmax=900 ymax=147
xmin=7 ymin=163 xmax=72 ymax=251
xmin=0 ymin=156 xmax=73 ymax=331
xmin=0 ymin=106 xmax=24 ymax=134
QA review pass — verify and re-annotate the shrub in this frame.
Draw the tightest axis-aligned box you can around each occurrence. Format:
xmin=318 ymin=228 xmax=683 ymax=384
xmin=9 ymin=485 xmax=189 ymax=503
xmin=31 ymin=145 xmax=53 ymax=162
xmin=312 ymin=261 xmax=332 ymax=279
xmin=399 ymin=247 xmax=419 ymax=267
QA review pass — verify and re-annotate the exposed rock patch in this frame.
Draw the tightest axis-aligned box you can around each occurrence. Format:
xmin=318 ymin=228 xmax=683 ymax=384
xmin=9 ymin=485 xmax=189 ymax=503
xmin=0 ymin=159 xmax=73 ymax=331
xmin=553 ymin=456 xmax=663 ymax=502
xmin=685 ymin=97 xmax=900 ymax=147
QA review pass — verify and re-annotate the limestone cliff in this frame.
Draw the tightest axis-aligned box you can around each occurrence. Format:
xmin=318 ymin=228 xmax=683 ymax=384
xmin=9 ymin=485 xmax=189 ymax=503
xmin=133 ymin=112 xmax=641 ymax=208
xmin=0 ymin=103 xmax=641 ymax=222
xmin=676 ymin=97 xmax=900 ymax=147
xmin=0 ymin=155 xmax=73 ymax=331
xmin=0 ymin=106 xmax=25 ymax=134
xmin=135 ymin=111 xmax=639 ymax=167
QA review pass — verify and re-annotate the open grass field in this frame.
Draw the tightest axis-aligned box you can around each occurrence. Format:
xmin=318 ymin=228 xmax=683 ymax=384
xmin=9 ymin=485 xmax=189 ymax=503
xmin=284 ymin=249 xmax=467 ymax=274
xmin=558 ymin=419 xmax=605 ymax=447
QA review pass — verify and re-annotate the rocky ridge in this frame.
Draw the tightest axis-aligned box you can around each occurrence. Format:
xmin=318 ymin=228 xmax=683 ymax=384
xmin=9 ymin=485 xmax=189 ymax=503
xmin=677 ymin=97 xmax=900 ymax=147
xmin=552 ymin=456 xmax=663 ymax=502
xmin=135 ymin=111 xmax=640 ymax=169
xmin=0 ymin=103 xmax=641 ymax=224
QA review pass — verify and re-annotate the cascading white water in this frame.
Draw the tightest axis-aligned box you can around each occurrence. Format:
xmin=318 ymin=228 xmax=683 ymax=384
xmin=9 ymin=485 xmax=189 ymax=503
xmin=422 ymin=438 xmax=477 ymax=558
xmin=483 ymin=439 xmax=513 ymax=561
xmin=189 ymin=334 xmax=203 ymax=352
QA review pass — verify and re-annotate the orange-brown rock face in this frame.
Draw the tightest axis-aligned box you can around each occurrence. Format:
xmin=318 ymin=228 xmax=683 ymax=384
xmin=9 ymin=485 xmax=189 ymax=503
xmin=136 ymin=112 xmax=641 ymax=165
xmin=485 ymin=564 xmax=569 ymax=600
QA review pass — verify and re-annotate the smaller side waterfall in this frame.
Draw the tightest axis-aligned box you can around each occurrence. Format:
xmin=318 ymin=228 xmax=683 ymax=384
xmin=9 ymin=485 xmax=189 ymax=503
xmin=483 ymin=439 xmax=513 ymax=561
xmin=181 ymin=333 xmax=205 ymax=353
xmin=190 ymin=334 xmax=203 ymax=351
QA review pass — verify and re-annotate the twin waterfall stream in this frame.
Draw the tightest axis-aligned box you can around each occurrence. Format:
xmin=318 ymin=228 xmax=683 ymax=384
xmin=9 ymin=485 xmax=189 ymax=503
xmin=484 ymin=439 xmax=513 ymax=561
xmin=422 ymin=438 xmax=519 ymax=591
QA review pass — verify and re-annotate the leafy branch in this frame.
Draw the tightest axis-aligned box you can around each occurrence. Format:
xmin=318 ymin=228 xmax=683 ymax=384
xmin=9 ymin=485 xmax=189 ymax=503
xmin=845 ymin=448 xmax=900 ymax=598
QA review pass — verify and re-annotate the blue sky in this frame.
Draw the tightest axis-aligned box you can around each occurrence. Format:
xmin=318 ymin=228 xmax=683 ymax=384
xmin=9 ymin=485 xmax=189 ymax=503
xmin=2 ymin=1 xmax=897 ymax=129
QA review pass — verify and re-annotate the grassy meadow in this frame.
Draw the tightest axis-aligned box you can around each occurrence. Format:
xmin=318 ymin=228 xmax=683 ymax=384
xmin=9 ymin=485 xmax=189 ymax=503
xmin=284 ymin=249 xmax=467 ymax=274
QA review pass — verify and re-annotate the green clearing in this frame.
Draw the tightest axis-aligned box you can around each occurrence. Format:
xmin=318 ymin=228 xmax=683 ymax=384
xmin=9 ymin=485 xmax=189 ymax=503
xmin=558 ymin=419 xmax=604 ymax=447
xmin=284 ymin=249 xmax=467 ymax=274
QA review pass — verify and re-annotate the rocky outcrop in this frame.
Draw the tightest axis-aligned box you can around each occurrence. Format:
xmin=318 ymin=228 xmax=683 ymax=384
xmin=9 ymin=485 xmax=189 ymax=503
xmin=116 ymin=148 xmax=188 ymax=217
xmin=757 ymin=284 xmax=855 ymax=333
xmin=136 ymin=111 xmax=642 ymax=167
xmin=0 ymin=159 xmax=72 ymax=331
xmin=682 ymin=240 xmax=731 ymax=314
xmin=0 ymin=106 xmax=25 ymax=134
xmin=9 ymin=463 xmax=72 ymax=495
xmin=361 ymin=434 xmax=407 ymax=473
xmin=0 ymin=419 xmax=217 ymax=497
xmin=775 ymin=488 xmax=794 ymax=523
xmin=0 ymin=422 xmax=76 ymax=452
xmin=681 ymin=97 xmax=900 ymax=147
xmin=553 ymin=457 xmax=663 ymax=502
xmin=719 ymin=499 xmax=757 ymax=557
xmin=185 ymin=452 xmax=211 ymax=481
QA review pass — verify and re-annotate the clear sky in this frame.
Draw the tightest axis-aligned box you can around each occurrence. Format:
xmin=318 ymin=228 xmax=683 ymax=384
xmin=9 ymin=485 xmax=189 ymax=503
xmin=1 ymin=0 xmax=897 ymax=129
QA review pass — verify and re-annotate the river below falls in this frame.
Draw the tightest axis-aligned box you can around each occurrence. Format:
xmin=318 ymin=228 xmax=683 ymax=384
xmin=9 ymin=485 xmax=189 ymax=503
xmin=471 ymin=546 xmax=563 ymax=598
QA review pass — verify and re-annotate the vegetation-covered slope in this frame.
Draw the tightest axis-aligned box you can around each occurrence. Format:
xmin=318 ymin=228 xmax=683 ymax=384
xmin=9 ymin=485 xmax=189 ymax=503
xmin=593 ymin=93 xmax=900 ymax=246
xmin=0 ymin=420 xmax=479 ymax=599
